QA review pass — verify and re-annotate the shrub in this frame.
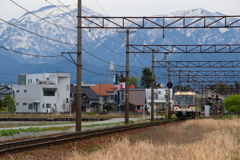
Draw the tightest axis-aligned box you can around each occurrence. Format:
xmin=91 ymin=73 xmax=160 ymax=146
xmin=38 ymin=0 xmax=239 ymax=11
xmin=84 ymin=112 xmax=96 ymax=115
xmin=0 ymin=107 xmax=7 ymax=111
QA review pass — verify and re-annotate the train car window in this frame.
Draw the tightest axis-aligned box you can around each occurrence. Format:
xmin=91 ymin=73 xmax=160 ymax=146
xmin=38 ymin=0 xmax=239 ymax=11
xmin=174 ymin=95 xmax=194 ymax=104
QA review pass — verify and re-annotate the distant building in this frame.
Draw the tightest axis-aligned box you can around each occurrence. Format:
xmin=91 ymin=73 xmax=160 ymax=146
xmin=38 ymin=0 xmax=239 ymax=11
xmin=145 ymin=88 xmax=173 ymax=113
xmin=0 ymin=84 xmax=13 ymax=99
xmin=70 ymin=85 xmax=99 ymax=113
xmin=12 ymin=73 xmax=70 ymax=113
xmin=119 ymin=89 xmax=146 ymax=112
xmin=90 ymin=84 xmax=118 ymax=113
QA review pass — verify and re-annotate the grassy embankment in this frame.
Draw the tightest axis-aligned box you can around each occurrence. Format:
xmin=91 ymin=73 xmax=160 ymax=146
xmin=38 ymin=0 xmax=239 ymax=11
xmin=67 ymin=118 xmax=240 ymax=160
xmin=0 ymin=120 xmax=136 ymax=137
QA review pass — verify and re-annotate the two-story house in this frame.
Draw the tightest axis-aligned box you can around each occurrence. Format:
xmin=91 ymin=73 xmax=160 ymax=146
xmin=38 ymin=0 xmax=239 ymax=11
xmin=145 ymin=88 xmax=173 ymax=114
xmin=12 ymin=73 xmax=70 ymax=113
xmin=119 ymin=88 xmax=146 ymax=112
xmin=90 ymin=84 xmax=118 ymax=113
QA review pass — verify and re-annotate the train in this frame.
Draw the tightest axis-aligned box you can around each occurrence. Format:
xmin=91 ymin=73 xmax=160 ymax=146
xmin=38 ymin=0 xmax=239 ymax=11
xmin=173 ymin=91 xmax=202 ymax=118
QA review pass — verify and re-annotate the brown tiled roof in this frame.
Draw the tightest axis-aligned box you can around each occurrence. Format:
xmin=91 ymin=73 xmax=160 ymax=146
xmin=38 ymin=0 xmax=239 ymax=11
xmin=90 ymin=84 xmax=117 ymax=96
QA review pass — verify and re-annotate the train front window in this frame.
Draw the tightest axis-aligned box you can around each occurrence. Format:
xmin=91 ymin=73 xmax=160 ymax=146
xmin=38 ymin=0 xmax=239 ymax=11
xmin=175 ymin=95 xmax=194 ymax=105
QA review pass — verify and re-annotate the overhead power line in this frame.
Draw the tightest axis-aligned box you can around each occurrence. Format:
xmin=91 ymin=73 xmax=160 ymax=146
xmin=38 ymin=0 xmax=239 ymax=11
xmin=83 ymin=68 xmax=108 ymax=75
xmin=56 ymin=0 xmax=125 ymax=46
xmin=10 ymin=0 xmax=77 ymax=32
xmin=0 ymin=18 xmax=77 ymax=46
xmin=0 ymin=46 xmax=62 ymax=57
xmin=82 ymin=49 xmax=125 ymax=67
xmin=57 ymin=0 xmax=77 ymax=16
xmin=45 ymin=0 xmax=77 ymax=20
xmin=88 ymin=30 xmax=124 ymax=56
xmin=94 ymin=0 xmax=109 ymax=16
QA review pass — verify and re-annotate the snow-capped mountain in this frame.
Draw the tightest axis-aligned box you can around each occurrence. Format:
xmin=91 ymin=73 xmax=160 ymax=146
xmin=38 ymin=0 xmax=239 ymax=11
xmin=0 ymin=5 xmax=240 ymax=84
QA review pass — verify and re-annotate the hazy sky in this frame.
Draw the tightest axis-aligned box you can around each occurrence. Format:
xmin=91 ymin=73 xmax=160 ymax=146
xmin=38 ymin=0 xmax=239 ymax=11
xmin=1 ymin=0 xmax=240 ymax=21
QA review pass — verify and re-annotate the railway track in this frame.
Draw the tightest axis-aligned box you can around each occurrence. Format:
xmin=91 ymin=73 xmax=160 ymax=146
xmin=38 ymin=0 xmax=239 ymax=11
xmin=0 ymin=119 xmax=180 ymax=155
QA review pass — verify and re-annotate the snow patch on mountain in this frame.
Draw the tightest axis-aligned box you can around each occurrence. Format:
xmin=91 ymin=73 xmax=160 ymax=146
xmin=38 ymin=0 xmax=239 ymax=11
xmin=219 ymin=28 xmax=229 ymax=33
xmin=0 ymin=6 xmax=240 ymax=67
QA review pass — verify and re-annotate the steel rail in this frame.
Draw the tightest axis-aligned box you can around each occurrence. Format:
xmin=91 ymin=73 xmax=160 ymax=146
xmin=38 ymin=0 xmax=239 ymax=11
xmin=0 ymin=120 xmax=180 ymax=155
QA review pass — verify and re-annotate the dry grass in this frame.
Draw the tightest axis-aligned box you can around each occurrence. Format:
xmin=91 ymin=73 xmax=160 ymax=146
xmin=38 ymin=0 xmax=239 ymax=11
xmin=66 ymin=119 xmax=240 ymax=160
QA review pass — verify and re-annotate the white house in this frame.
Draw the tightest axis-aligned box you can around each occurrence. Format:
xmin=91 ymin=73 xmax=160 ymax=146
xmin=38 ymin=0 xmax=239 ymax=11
xmin=145 ymin=88 xmax=173 ymax=114
xmin=12 ymin=73 xmax=70 ymax=113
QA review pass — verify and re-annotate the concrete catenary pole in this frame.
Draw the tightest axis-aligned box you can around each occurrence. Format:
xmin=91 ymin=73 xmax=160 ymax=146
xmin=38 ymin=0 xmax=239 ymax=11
xmin=76 ymin=0 xmax=82 ymax=132
xmin=125 ymin=30 xmax=130 ymax=124
xmin=167 ymin=62 xmax=171 ymax=119
xmin=151 ymin=49 xmax=155 ymax=122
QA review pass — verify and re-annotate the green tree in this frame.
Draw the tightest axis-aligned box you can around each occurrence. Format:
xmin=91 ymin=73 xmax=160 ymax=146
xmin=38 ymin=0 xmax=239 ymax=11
xmin=234 ymin=82 xmax=240 ymax=94
xmin=103 ymin=102 xmax=113 ymax=112
xmin=118 ymin=73 xmax=126 ymax=83
xmin=0 ymin=99 xmax=6 ymax=111
xmin=0 ymin=99 xmax=3 ymax=108
xmin=129 ymin=77 xmax=138 ymax=88
xmin=209 ymin=83 xmax=230 ymax=95
xmin=3 ymin=95 xmax=16 ymax=114
xmin=140 ymin=67 xmax=152 ymax=88
xmin=223 ymin=94 xmax=240 ymax=115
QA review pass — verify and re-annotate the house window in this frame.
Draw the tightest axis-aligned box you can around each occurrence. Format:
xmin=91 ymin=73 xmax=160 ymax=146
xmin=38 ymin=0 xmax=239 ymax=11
xmin=23 ymin=103 xmax=27 ymax=105
xmin=28 ymin=104 xmax=33 ymax=109
xmin=104 ymin=96 xmax=108 ymax=101
xmin=66 ymin=98 xmax=68 ymax=103
xmin=110 ymin=95 xmax=114 ymax=100
xmin=66 ymin=85 xmax=69 ymax=90
xmin=24 ymin=90 xmax=27 ymax=93
xmin=43 ymin=91 xmax=55 ymax=96
xmin=46 ymin=104 xmax=51 ymax=108
xmin=121 ymin=93 xmax=124 ymax=100
xmin=137 ymin=106 xmax=142 ymax=110
xmin=42 ymin=104 xmax=45 ymax=109
xmin=17 ymin=90 xmax=19 ymax=93
xmin=154 ymin=93 xmax=158 ymax=99
xmin=63 ymin=104 xmax=65 ymax=109
xmin=16 ymin=103 xmax=19 ymax=106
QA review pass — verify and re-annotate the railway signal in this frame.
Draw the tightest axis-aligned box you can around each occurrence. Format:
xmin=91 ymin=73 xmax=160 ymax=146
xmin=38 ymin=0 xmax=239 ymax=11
xmin=167 ymin=82 xmax=173 ymax=88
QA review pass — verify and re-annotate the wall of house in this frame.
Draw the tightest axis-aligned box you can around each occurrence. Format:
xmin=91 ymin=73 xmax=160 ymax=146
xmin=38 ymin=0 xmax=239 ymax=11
xmin=145 ymin=88 xmax=173 ymax=113
xmin=13 ymin=73 xmax=70 ymax=113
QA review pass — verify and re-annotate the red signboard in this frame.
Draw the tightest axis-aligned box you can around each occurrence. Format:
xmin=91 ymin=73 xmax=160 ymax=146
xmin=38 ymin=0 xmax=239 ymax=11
xmin=130 ymin=85 xmax=135 ymax=88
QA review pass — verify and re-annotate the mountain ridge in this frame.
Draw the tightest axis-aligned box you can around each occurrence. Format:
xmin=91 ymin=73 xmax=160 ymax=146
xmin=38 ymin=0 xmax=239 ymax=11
xmin=0 ymin=6 xmax=240 ymax=84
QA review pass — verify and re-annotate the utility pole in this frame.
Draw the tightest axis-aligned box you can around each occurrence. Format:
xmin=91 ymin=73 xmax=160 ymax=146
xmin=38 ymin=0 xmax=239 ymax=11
xmin=151 ymin=49 xmax=155 ymax=122
xmin=178 ymin=70 xmax=181 ymax=91
xmin=167 ymin=62 xmax=171 ymax=119
xmin=98 ymin=82 xmax=102 ymax=114
xmin=118 ymin=30 xmax=135 ymax=125
xmin=76 ymin=0 xmax=82 ymax=132
xmin=125 ymin=29 xmax=130 ymax=125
